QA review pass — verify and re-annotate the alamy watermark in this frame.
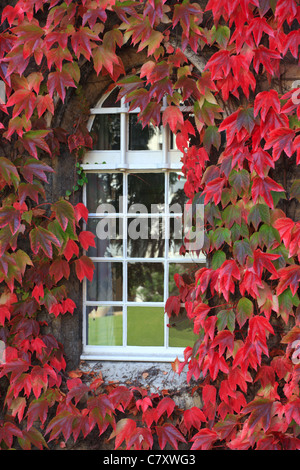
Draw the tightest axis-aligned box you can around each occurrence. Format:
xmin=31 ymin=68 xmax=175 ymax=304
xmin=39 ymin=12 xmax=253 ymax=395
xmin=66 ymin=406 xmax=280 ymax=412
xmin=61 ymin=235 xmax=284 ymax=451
xmin=95 ymin=197 xmax=205 ymax=251
xmin=291 ymin=80 xmax=300 ymax=105
xmin=0 ymin=340 xmax=5 ymax=365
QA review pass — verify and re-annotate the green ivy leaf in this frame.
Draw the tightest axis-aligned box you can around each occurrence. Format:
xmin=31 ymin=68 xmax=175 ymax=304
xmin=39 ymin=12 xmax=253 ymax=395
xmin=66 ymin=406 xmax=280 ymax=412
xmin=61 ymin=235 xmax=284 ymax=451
xmin=217 ymin=309 xmax=235 ymax=332
xmin=233 ymin=239 xmax=252 ymax=265
xmin=248 ymin=204 xmax=270 ymax=231
xmin=236 ymin=297 xmax=253 ymax=328
xmin=229 ymin=169 xmax=250 ymax=195
xmin=211 ymin=227 xmax=231 ymax=250
xmin=212 ymin=250 xmax=226 ymax=269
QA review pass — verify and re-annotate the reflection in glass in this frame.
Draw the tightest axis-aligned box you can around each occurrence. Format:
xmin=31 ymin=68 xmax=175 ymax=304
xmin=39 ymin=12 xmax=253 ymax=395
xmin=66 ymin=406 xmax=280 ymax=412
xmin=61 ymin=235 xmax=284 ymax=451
xmin=169 ymin=172 xmax=188 ymax=211
xmin=168 ymin=263 xmax=195 ymax=297
xmin=168 ymin=311 xmax=197 ymax=348
xmin=128 ymin=173 xmax=164 ymax=213
xmin=170 ymin=130 xmax=178 ymax=150
xmin=127 ymin=263 xmax=164 ymax=302
xmin=127 ymin=217 xmax=165 ymax=258
xmin=129 ymin=114 xmax=162 ymax=150
xmin=90 ymin=114 xmax=120 ymax=150
xmin=168 ymin=216 xmax=184 ymax=258
xmin=86 ymin=173 xmax=123 ymax=213
xmin=127 ymin=306 xmax=164 ymax=346
xmin=87 ymin=262 xmax=122 ymax=301
xmin=86 ymin=218 xmax=123 ymax=258
xmin=87 ymin=306 xmax=123 ymax=346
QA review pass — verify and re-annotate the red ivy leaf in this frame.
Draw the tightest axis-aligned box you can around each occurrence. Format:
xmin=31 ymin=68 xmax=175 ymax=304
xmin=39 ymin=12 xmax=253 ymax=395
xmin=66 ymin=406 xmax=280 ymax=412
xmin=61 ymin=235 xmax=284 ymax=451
xmin=26 ymin=398 xmax=49 ymax=430
xmin=51 ymin=199 xmax=75 ymax=232
xmin=253 ymin=249 xmax=280 ymax=278
xmin=155 ymin=397 xmax=176 ymax=422
xmin=275 ymin=265 xmax=300 ymax=297
xmin=74 ymin=255 xmax=95 ymax=282
xmin=251 ymin=176 xmax=284 ymax=209
xmin=74 ymin=203 xmax=89 ymax=223
xmin=162 ymin=106 xmax=184 ymax=132
xmin=183 ymin=406 xmax=206 ymax=432
xmin=20 ymin=159 xmax=54 ymax=184
xmin=22 ymin=130 xmax=51 ymax=158
xmin=254 ymin=90 xmax=281 ymax=121
xmin=155 ymin=423 xmax=186 ymax=450
xmin=109 ymin=418 xmax=136 ymax=449
xmin=241 ymin=398 xmax=275 ymax=432
xmin=63 ymin=239 xmax=79 ymax=262
xmin=190 ymin=428 xmax=219 ymax=450
xmin=78 ymin=230 xmax=96 ymax=251
xmin=47 ymin=70 xmax=76 ymax=102
xmin=30 ymin=226 xmax=61 ymax=258
xmin=0 ymin=206 xmax=21 ymax=235
xmin=165 ymin=295 xmax=181 ymax=317
xmin=211 ymin=330 xmax=235 ymax=357
xmin=264 ymin=127 xmax=295 ymax=161
xmin=49 ymin=258 xmax=70 ymax=283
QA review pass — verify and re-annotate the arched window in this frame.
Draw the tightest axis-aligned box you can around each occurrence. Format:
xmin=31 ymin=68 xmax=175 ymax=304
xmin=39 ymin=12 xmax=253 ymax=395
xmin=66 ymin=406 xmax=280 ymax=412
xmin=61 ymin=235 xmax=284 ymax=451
xmin=81 ymin=88 xmax=206 ymax=361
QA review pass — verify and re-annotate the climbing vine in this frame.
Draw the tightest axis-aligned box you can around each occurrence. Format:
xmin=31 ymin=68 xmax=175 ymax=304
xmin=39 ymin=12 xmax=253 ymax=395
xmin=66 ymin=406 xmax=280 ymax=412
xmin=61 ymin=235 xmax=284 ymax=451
xmin=0 ymin=0 xmax=299 ymax=451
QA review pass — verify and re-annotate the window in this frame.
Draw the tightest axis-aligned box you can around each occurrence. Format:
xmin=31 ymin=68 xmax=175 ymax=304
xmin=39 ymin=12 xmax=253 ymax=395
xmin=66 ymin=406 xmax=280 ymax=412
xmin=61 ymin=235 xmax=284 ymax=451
xmin=81 ymin=89 xmax=206 ymax=361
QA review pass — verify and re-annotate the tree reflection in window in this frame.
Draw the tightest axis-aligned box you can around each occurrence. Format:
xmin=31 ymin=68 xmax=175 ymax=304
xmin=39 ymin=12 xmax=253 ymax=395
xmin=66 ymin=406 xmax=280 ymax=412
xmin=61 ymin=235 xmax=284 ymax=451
xmin=129 ymin=114 xmax=162 ymax=150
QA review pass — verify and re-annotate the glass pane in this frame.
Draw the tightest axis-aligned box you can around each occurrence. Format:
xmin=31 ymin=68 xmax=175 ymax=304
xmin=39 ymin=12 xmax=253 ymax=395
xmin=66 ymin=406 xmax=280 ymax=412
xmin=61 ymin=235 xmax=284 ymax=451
xmin=170 ymin=130 xmax=178 ymax=150
xmin=168 ymin=216 xmax=184 ymax=258
xmin=127 ymin=173 xmax=165 ymax=213
xmin=86 ymin=173 xmax=123 ymax=213
xmin=86 ymin=218 xmax=123 ymax=258
xmin=168 ymin=311 xmax=197 ymax=348
xmin=127 ymin=217 xmax=165 ymax=258
xmin=90 ymin=114 xmax=120 ymax=150
xmin=87 ymin=262 xmax=122 ymax=301
xmin=127 ymin=262 xmax=164 ymax=302
xmin=87 ymin=306 xmax=123 ymax=346
xmin=168 ymin=263 xmax=196 ymax=296
xmin=129 ymin=114 xmax=162 ymax=150
xmin=127 ymin=306 xmax=164 ymax=346
xmin=169 ymin=172 xmax=188 ymax=211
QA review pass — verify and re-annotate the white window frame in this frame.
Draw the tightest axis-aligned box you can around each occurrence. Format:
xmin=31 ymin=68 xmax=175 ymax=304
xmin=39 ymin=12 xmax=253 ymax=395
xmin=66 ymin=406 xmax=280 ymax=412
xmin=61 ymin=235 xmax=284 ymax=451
xmin=81 ymin=91 xmax=205 ymax=362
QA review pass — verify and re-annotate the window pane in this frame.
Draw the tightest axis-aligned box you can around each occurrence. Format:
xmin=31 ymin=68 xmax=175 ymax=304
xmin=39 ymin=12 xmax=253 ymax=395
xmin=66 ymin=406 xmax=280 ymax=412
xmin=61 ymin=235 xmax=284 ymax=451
xmin=127 ymin=262 xmax=164 ymax=302
xmin=168 ymin=216 xmax=184 ymax=258
xmin=170 ymin=130 xmax=178 ymax=150
xmin=87 ymin=262 xmax=122 ymax=301
xmin=87 ymin=306 xmax=123 ymax=346
xmin=86 ymin=173 xmax=123 ymax=213
xmin=168 ymin=312 xmax=197 ymax=348
xmin=128 ymin=173 xmax=165 ymax=213
xmin=168 ymin=263 xmax=198 ymax=348
xmin=169 ymin=172 xmax=188 ymax=211
xmin=91 ymin=114 xmax=120 ymax=150
xmin=86 ymin=218 xmax=123 ymax=258
xmin=129 ymin=114 xmax=162 ymax=150
xmin=127 ymin=217 xmax=165 ymax=258
xmin=168 ymin=263 xmax=196 ymax=296
xmin=127 ymin=306 xmax=164 ymax=346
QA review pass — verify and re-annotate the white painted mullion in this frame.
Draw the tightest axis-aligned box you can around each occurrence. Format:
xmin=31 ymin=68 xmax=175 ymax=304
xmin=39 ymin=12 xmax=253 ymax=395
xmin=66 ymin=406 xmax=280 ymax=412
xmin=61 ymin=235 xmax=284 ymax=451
xmin=123 ymin=172 xmax=128 ymax=347
xmin=164 ymin=171 xmax=169 ymax=348
xmin=90 ymin=107 xmax=127 ymax=114
xmin=120 ymin=97 xmax=127 ymax=170
xmin=82 ymin=181 xmax=88 ymax=348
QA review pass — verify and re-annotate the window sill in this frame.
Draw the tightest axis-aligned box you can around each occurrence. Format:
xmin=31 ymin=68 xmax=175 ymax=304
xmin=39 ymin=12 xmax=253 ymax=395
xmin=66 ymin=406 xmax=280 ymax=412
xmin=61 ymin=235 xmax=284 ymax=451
xmin=81 ymin=345 xmax=186 ymax=363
